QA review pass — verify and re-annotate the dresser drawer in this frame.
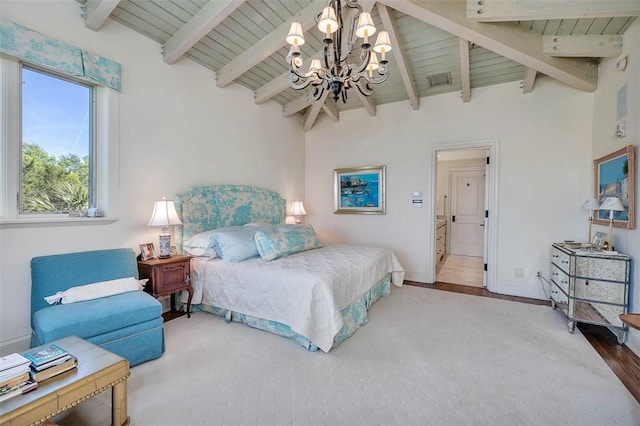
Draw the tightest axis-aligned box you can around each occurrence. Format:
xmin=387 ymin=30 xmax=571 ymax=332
xmin=551 ymin=246 xmax=571 ymax=272
xmin=551 ymin=264 xmax=569 ymax=296
xmin=575 ymin=255 xmax=629 ymax=282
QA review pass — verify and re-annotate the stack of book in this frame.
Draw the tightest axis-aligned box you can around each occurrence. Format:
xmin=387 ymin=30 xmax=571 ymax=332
xmin=22 ymin=344 xmax=78 ymax=382
xmin=0 ymin=353 xmax=37 ymax=402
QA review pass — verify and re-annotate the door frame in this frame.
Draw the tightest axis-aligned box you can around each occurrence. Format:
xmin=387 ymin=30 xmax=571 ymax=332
xmin=429 ymin=139 xmax=499 ymax=292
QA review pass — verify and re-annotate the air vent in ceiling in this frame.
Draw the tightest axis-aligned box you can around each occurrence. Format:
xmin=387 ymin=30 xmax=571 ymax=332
xmin=426 ymin=72 xmax=452 ymax=88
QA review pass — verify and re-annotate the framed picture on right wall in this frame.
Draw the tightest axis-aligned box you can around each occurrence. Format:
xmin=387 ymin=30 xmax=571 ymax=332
xmin=593 ymin=145 xmax=635 ymax=229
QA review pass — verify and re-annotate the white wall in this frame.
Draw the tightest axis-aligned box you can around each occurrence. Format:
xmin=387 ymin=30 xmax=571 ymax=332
xmin=592 ymin=19 xmax=640 ymax=354
xmin=306 ymin=79 xmax=594 ymax=298
xmin=0 ymin=0 xmax=305 ymax=353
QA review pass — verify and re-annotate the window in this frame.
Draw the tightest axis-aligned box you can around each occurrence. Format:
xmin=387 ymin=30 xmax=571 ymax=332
xmin=1 ymin=55 xmax=116 ymax=227
xmin=20 ymin=65 xmax=96 ymax=215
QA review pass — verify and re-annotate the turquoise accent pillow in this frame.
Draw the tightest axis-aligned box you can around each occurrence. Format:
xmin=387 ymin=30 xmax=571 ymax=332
xmin=254 ymin=225 xmax=322 ymax=261
xmin=213 ymin=224 xmax=272 ymax=264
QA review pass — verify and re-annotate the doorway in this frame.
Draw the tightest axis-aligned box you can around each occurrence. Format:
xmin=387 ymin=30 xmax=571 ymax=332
xmin=430 ymin=140 xmax=498 ymax=291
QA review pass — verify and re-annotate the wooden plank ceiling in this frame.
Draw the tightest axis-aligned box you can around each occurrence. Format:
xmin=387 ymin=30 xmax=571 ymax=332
xmin=79 ymin=0 xmax=638 ymax=130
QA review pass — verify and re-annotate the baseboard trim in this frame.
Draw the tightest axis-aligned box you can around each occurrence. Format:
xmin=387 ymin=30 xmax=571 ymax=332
xmin=0 ymin=334 xmax=31 ymax=355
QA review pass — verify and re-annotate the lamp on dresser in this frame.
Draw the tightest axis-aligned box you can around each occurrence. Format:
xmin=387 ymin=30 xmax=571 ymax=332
xmin=581 ymin=198 xmax=600 ymax=243
xmin=598 ymin=196 xmax=625 ymax=250
xmin=147 ymin=197 xmax=182 ymax=258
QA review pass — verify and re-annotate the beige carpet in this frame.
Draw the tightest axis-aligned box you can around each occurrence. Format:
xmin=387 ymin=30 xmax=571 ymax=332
xmin=53 ymin=286 xmax=640 ymax=425
xmin=437 ymin=255 xmax=484 ymax=287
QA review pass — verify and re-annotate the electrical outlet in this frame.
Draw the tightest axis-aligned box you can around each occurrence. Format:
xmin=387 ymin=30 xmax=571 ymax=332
xmin=536 ymin=271 xmax=542 ymax=278
xmin=515 ymin=267 xmax=524 ymax=279
xmin=616 ymin=121 xmax=627 ymax=138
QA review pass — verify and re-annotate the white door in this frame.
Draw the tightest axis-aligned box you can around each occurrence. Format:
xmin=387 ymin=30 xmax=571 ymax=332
xmin=450 ymin=170 xmax=485 ymax=257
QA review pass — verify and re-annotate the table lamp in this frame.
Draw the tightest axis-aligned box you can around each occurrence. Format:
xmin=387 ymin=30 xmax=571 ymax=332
xmin=598 ymin=196 xmax=625 ymax=250
xmin=290 ymin=201 xmax=307 ymax=224
xmin=581 ymin=198 xmax=600 ymax=243
xmin=147 ymin=198 xmax=182 ymax=258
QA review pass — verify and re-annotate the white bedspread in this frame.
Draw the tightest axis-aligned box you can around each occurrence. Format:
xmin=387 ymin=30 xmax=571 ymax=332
xmin=190 ymin=245 xmax=404 ymax=352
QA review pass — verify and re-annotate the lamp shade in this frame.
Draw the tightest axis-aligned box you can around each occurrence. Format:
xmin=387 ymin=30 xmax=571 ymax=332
xmin=355 ymin=12 xmax=376 ymax=39
xmin=308 ymin=59 xmax=322 ymax=75
xmin=373 ymin=31 xmax=392 ymax=54
xmin=599 ymin=197 xmax=625 ymax=212
xmin=317 ymin=7 xmax=339 ymax=35
xmin=367 ymin=52 xmax=380 ymax=72
xmin=290 ymin=201 xmax=307 ymax=216
xmin=581 ymin=198 xmax=600 ymax=211
xmin=147 ymin=199 xmax=182 ymax=227
xmin=286 ymin=22 xmax=305 ymax=46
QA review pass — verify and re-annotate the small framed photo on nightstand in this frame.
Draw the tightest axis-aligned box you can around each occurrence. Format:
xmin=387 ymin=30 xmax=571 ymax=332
xmin=140 ymin=243 xmax=156 ymax=261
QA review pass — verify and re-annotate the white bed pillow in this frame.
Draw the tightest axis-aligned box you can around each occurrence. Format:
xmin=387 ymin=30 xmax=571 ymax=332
xmin=44 ymin=277 xmax=148 ymax=305
xmin=213 ymin=224 xmax=273 ymax=264
xmin=183 ymin=229 xmax=220 ymax=257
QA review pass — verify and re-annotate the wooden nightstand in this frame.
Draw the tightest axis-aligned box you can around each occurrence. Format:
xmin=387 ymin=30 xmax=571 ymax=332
xmin=137 ymin=255 xmax=193 ymax=318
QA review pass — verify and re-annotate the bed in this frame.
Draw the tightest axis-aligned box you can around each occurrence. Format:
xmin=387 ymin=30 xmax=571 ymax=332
xmin=174 ymin=185 xmax=404 ymax=352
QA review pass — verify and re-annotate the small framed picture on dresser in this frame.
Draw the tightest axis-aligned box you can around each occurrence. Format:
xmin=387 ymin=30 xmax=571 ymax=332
xmin=140 ymin=243 xmax=156 ymax=261
xmin=591 ymin=232 xmax=606 ymax=248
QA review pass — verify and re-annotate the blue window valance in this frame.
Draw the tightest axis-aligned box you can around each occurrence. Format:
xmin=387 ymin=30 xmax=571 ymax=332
xmin=0 ymin=19 xmax=121 ymax=91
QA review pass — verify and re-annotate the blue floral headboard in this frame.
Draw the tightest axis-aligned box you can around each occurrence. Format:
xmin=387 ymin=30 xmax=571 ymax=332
xmin=174 ymin=185 xmax=286 ymax=253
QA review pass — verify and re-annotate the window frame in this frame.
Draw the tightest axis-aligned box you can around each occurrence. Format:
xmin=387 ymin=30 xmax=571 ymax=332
xmin=18 ymin=63 xmax=97 ymax=216
xmin=0 ymin=55 xmax=116 ymax=228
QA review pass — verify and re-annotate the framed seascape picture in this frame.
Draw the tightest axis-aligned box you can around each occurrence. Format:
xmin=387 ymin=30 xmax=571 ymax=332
xmin=140 ymin=243 xmax=156 ymax=261
xmin=334 ymin=166 xmax=385 ymax=214
xmin=593 ymin=145 xmax=635 ymax=229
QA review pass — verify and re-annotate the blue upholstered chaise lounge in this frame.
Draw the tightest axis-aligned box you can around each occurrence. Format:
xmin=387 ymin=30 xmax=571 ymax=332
xmin=30 ymin=248 xmax=165 ymax=366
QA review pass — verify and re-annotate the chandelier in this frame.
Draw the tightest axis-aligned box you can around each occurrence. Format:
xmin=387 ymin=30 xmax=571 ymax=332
xmin=285 ymin=0 xmax=392 ymax=103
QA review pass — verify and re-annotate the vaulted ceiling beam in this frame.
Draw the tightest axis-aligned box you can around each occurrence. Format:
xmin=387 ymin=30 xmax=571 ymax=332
xmin=459 ymin=38 xmax=471 ymax=103
xmin=255 ymin=73 xmax=290 ymax=105
xmin=379 ymin=0 xmax=598 ymax=92
xmin=283 ymin=92 xmax=315 ymax=117
xmin=217 ymin=3 xmax=319 ymax=88
xmin=355 ymin=90 xmax=377 ymax=116
xmin=83 ymin=0 xmax=121 ymax=31
xmin=303 ymin=90 xmax=330 ymax=132
xmin=543 ymin=35 xmax=623 ymax=58
xmin=377 ymin=3 xmax=419 ymax=110
xmin=467 ymin=0 xmax=640 ymax=22
xmin=522 ymin=68 xmax=537 ymax=94
xmin=322 ymin=99 xmax=340 ymax=122
xmin=162 ymin=0 xmax=244 ymax=65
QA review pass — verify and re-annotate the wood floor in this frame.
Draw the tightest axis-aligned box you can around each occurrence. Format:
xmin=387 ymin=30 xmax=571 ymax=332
xmin=436 ymin=255 xmax=484 ymax=288
xmin=405 ymin=280 xmax=640 ymax=404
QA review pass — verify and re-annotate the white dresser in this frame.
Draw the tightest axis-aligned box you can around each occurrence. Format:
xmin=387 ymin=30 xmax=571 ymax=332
xmin=550 ymin=243 xmax=631 ymax=343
